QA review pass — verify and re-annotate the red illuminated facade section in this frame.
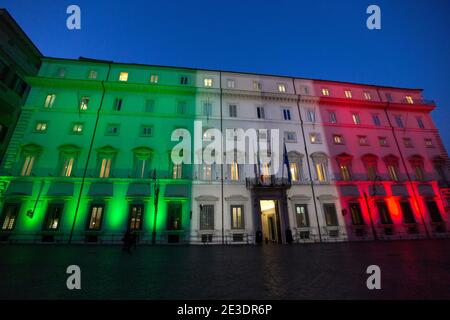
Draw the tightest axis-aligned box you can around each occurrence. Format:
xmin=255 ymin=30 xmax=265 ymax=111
xmin=315 ymin=81 xmax=449 ymax=240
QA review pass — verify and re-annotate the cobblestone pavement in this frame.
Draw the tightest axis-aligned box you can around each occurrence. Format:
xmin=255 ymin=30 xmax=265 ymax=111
xmin=0 ymin=239 xmax=450 ymax=299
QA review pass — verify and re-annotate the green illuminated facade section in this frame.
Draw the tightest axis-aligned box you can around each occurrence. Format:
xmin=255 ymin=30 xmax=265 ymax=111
xmin=0 ymin=57 xmax=203 ymax=243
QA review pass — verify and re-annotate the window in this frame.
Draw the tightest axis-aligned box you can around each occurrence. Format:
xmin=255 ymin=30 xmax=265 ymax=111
xmin=344 ymin=90 xmax=352 ymax=98
xmin=253 ymin=81 xmax=261 ymax=90
xmin=372 ymin=114 xmax=381 ymax=126
xmin=425 ymin=138 xmax=434 ymax=147
xmin=79 ymin=96 xmax=89 ymax=110
xmin=333 ymin=134 xmax=344 ymax=145
xmin=282 ymin=108 xmax=292 ymax=120
xmin=385 ymin=93 xmax=392 ymax=102
xmin=150 ymin=74 xmax=158 ymax=84
xmin=21 ymin=155 xmax=35 ymax=176
xmin=119 ymin=72 xmax=128 ymax=81
xmin=352 ymin=113 xmax=360 ymax=125
xmin=167 ymin=202 xmax=182 ymax=230
xmin=11 ymin=76 xmax=28 ymax=97
xmin=340 ymin=164 xmax=351 ymax=181
xmin=321 ymin=88 xmax=330 ymax=96
xmin=256 ymin=106 xmax=265 ymax=119
xmin=400 ymin=201 xmax=416 ymax=224
xmin=229 ymin=104 xmax=237 ymax=118
xmin=403 ymin=138 xmax=413 ymax=148
xmin=106 ymin=124 xmax=120 ymax=135
xmin=365 ymin=163 xmax=376 ymax=181
xmin=310 ymin=133 xmax=322 ymax=144
xmin=290 ymin=162 xmax=300 ymax=181
xmin=416 ymin=117 xmax=425 ymax=129
xmin=60 ymin=157 xmax=74 ymax=177
xmin=230 ymin=162 xmax=239 ymax=181
xmin=295 ymin=204 xmax=309 ymax=227
xmin=328 ymin=111 xmax=337 ymax=124
xmin=86 ymin=204 xmax=104 ymax=230
xmin=358 ymin=135 xmax=369 ymax=146
xmin=43 ymin=204 xmax=63 ymax=230
xmin=71 ymin=123 xmax=83 ymax=134
xmin=376 ymin=201 xmax=392 ymax=224
xmin=405 ymin=96 xmax=414 ymax=104
xmin=99 ymin=158 xmax=112 ymax=178
xmin=57 ymin=68 xmax=66 ymax=78
xmin=311 ymin=153 xmax=328 ymax=182
xmin=379 ymin=137 xmax=388 ymax=147
xmin=140 ymin=125 xmax=153 ymax=137
xmin=0 ymin=59 xmax=9 ymax=82
xmin=200 ymin=204 xmax=214 ymax=230
xmin=172 ymin=163 xmax=182 ymax=179
xmin=177 ymin=101 xmax=187 ymax=114
xmin=203 ymin=102 xmax=212 ymax=117
xmin=201 ymin=164 xmax=212 ymax=181
xmin=231 ymin=205 xmax=244 ymax=229
xmin=395 ymin=115 xmax=404 ymax=128
xmin=323 ymin=204 xmax=338 ymax=226
xmin=284 ymin=131 xmax=297 ymax=143
xmin=306 ymin=108 xmax=316 ymax=122
xmin=278 ymin=83 xmax=286 ymax=93
xmin=133 ymin=147 xmax=152 ymax=179
xmin=425 ymin=201 xmax=442 ymax=223
xmin=113 ymin=98 xmax=123 ymax=111
xmin=44 ymin=94 xmax=56 ymax=108
xmin=129 ymin=204 xmax=144 ymax=230
xmin=180 ymin=76 xmax=189 ymax=85
xmin=1 ymin=204 xmax=20 ymax=231
xmin=88 ymin=70 xmax=98 ymax=79
xmin=35 ymin=121 xmax=48 ymax=133
xmin=364 ymin=92 xmax=372 ymax=100
xmin=387 ymin=164 xmax=399 ymax=181
xmin=227 ymin=79 xmax=235 ymax=88
xmin=349 ymin=202 xmax=364 ymax=225
xmin=145 ymin=99 xmax=155 ymax=112
xmin=413 ymin=164 xmax=424 ymax=181
xmin=204 ymin=78 xmax=213 ymax=87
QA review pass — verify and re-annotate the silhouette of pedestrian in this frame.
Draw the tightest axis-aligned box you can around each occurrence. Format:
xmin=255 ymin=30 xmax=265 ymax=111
xmin=122 ymin=229 xmax=132 ymax=253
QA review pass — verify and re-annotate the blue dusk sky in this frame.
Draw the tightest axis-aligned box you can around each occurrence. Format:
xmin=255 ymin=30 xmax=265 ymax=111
xmin=3 ymin=0 xmax=450 ymax=149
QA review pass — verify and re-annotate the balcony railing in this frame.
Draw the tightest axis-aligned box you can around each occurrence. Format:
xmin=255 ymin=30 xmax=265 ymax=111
xmin=398 ymin=98 xmax=435 ymax=106
xmin=245 ymin=176 xmax=291 ymax=189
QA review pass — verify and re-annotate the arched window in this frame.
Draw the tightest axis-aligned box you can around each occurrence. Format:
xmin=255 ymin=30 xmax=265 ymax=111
xmin=336 ymin=153 xmax=353 ymax=181
xmin=288 ymin=151 xmax=304 ymax=182
xmin=96 ymin=146 xmax=118 ymax=178
xmin=58 ymin=144 xmax=81 ymax=177
xmin=311 ymin=152 xmax=328 ymax=182
xmin=132 ymin=146 xmax=153 ymax=179
xmin=361 ymin=154 xmax=378 ymax=181
xmin=383 ymin=154 xmax=400 ymax=182
xmin=408 ymin=155 xmax=425 ymax=181
xmin=20 ymin=143 xmax=43 ymax=176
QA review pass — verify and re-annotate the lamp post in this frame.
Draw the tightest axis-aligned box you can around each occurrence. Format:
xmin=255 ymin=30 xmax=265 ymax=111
xmin=151 ymin=169 xmax=160 ymax=245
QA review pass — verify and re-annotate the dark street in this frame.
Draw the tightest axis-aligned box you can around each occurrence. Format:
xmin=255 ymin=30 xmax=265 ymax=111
xmin=1 ymin=239 xmax=450 ymax=299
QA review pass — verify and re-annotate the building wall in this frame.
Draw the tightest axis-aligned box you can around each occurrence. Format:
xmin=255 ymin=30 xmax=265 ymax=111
xmin=0 ymin=56 xmax=448 ymax=244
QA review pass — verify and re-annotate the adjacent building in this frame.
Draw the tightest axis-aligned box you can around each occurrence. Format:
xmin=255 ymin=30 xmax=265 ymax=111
xmin=0 ymin=9 xmax=42 ymax=164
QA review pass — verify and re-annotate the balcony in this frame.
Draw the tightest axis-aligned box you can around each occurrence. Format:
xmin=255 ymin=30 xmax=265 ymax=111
xmin=245 ymin=176 xmax=291 ymax=189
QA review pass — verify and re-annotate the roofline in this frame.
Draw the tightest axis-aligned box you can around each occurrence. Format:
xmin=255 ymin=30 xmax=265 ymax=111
xmin=0 ymin=8 xmax=42 ymax=57
xmin=41 ymin=56 xmax=423 ymax=92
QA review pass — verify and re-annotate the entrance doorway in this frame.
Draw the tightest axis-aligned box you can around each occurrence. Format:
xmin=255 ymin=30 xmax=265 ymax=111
xmin=259 ymin=200 xmax=282 ymax=244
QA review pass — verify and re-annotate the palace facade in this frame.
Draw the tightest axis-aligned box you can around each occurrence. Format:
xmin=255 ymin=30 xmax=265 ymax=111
xmin=0 ymin=55 xmax=449 ymax=245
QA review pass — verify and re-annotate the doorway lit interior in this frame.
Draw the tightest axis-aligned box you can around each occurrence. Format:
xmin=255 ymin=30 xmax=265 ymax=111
xmin=259 ymin=200 xmax=281 ymax=244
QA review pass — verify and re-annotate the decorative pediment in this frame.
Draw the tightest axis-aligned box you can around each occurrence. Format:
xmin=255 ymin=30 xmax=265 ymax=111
xmin=195 ymin=195 xmax=219 ymax=202
xmin=290 ymin=195 xmax=311 ymax=202
xmin=58 ymin=144 xmax=81 ymax=155
xmin=21 ymin=143 xmax=43 ymax=155
xmin=383 ymin=154 xmax=399 ymax=165
xmin=317 ymin=194 xmax=338 ymax=201
xmin=97 ymin=145 xmax=118 ymax=156
xmin=361 ymin=153 xmax=378 ymax=165
xmin=225 ymin=194 xmax=249 ymax=202
xmin=133 ymin=146 xmax=153 ymax=160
